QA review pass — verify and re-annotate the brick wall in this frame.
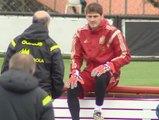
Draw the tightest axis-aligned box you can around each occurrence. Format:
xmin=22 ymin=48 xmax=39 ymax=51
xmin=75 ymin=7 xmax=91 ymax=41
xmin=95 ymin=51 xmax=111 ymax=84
xmin=37 ymin=0 xmax=159 ymax=15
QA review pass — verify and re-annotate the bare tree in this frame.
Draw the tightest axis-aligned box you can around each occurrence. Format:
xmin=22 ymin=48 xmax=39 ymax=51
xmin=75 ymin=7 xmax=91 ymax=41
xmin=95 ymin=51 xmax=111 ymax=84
xmin=147 ymin=0 xmax=159 ymax=8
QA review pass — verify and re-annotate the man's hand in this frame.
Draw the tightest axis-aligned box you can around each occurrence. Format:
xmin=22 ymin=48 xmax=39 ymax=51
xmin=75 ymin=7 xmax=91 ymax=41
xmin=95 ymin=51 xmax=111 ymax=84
xmin=91 ymin=62 xmax=113 ymax=77
xmin=65 ymin=70 xmax=84 ymax=89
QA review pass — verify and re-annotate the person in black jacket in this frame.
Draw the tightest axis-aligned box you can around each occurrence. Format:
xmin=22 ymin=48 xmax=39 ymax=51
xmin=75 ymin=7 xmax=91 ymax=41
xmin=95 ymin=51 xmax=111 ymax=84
xmin=0 ymin=53 xmax=54 ymax=120
xmin=71 ymin=0 xmax=87 ymax=14
xmin=1 ymin=10 xmax=64 ymax=99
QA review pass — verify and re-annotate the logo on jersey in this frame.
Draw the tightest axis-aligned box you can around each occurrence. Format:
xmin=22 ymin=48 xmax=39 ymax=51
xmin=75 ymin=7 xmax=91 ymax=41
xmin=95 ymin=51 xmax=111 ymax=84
xmin=33 ymin=58 xmax=44 ymax=63
xmin=99 ymin=35 xmax=105 ymax=45
xmin=22 ymin=40 xmax=43 ymax=46
xmin=84 ymin=39 xmax=88 ymax=43
xmin=20 ymin=48 xmax=30 ymax=54
xmin=20 ymin=48 xmax=44 ymax=63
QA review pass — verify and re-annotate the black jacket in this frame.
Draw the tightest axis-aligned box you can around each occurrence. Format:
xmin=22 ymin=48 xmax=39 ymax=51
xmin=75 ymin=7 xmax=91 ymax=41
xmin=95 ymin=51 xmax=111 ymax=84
xmin=0 ymin=69 xmax=54 ymax=120
xmin=1 ymin=23 xmax=64 ymax=99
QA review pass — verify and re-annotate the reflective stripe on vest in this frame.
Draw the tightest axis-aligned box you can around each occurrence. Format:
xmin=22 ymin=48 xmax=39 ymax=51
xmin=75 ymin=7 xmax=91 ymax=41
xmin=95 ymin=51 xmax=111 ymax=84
xmin=11 ymin=40 xmax=16 ymax=47
xmin=50 ymin=45 xmax=60 ymax=51
xmin=42 ymin=95 xmax=52 ymax=106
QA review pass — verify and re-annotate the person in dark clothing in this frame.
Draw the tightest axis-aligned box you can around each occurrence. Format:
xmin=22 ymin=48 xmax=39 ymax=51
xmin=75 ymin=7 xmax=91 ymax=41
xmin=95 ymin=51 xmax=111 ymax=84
xmin=80 ymin=0 xmax=87 ymax=13
xmin=1 ymin=10 xmax=65 ymax=99
xmin=0 ymin=53 xmax=54 ymax=120
xmin=72 ymin=0 xmax=87 ymax=14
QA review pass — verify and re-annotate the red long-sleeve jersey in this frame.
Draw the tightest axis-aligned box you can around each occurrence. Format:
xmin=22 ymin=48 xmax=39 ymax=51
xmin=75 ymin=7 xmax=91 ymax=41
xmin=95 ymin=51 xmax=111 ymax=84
xmin=71 ymin=19 xmax=131 ymax=79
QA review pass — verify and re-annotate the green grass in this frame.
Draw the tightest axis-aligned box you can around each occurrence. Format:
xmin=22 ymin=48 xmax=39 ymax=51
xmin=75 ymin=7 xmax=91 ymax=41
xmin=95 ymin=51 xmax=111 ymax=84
xmin=1 ymin=57 xmax=159 ymax=87
xmin=0 ymin=58 xmax=3 ymax=71
xmin=119 ymin=61 xmax=159 ymax=86
xmin=64 ymin=60 xmax=159 ymax=87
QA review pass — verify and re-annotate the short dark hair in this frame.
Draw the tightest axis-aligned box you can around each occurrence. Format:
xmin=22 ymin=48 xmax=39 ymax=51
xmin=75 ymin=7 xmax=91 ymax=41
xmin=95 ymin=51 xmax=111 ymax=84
xmin=85 ymin=2 xmax=103 ymax=15
xmin=9 ymin=53 xmax=36 ymax=73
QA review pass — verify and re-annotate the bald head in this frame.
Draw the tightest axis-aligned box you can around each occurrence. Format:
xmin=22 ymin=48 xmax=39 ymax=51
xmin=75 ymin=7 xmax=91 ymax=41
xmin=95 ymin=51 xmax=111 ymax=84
xmin=9 ymin=53 xmax=36 ymax=74
xmin=32 ymin=10 xmax=51 ymax=27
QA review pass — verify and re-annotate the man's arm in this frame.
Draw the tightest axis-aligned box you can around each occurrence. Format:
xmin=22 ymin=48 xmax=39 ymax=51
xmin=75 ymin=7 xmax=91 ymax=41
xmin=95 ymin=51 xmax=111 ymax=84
xmin=70 ymin=31 xmax=83 ymax=72
xmin=1 ymin=40 xmax=17 ymax=73
xmin=37 ymin=88 xmax=54 ymax=120
xmin=110 ymin=29 xmax=131 ymax=70
xmin=50 ymin=49 xmax=64 ymax=99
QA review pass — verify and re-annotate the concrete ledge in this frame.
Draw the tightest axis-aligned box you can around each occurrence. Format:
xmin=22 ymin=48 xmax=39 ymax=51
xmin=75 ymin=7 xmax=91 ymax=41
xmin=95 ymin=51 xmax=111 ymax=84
xmin=53 ymin=97 xmax=159 ymax=119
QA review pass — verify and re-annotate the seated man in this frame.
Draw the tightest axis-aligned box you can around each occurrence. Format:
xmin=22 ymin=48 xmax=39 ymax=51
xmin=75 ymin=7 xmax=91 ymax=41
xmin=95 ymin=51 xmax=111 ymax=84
xmin=0 ymin=53 xmax=54 ymax=120
xmin=65 ymin=2 xmax=131 ymax=120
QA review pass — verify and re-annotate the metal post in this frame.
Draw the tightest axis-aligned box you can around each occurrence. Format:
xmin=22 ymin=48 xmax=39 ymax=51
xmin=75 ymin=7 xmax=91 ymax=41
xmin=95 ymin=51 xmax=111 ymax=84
xmin=143 ymin=0 xmax=145 ymax=15
xmin=109 ymin=0 xmax=112 ymax=15
xmin=54 ymin=0 xmax=56 ymax=11
xmin=125 ymin=0 xmax=127 ymax=15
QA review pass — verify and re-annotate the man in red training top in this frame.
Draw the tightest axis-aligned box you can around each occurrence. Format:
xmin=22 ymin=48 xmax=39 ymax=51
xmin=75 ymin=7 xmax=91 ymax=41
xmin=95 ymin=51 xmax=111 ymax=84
xmin=65 ymin=2 xmax=131 ymax=120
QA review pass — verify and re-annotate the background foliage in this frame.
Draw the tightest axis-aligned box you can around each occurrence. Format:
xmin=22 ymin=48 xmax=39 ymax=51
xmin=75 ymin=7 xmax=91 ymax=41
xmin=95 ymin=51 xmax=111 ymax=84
xmin=0 ymin=0 xmax=54 ymax=12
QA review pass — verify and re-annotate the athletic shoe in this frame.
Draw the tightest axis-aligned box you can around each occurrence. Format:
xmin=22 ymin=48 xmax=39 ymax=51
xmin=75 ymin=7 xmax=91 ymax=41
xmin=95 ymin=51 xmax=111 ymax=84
xmin=93 ymin=110 xmax=104 ymax=120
